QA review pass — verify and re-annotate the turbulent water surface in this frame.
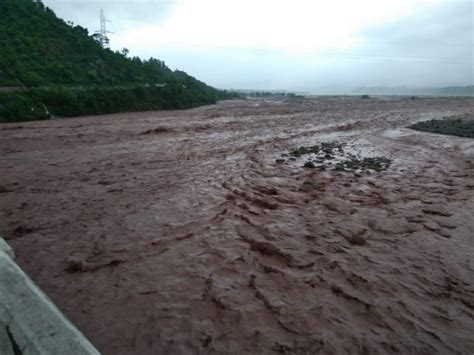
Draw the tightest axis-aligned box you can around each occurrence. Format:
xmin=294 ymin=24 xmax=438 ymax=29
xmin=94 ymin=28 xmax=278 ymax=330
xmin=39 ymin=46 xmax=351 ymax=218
xmin=0 ymin=97 xmax=473 ymax=354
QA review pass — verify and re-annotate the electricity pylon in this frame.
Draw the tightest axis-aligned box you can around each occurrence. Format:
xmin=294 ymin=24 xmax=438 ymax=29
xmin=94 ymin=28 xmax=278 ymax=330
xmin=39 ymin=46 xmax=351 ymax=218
xmin=95 ymin=9 xmax=112 ymax=48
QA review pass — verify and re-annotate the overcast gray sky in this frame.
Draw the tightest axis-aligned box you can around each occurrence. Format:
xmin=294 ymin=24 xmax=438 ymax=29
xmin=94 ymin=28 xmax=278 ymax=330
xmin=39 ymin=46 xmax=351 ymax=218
xmin=42 ymin=0 xmax=473 ymax=92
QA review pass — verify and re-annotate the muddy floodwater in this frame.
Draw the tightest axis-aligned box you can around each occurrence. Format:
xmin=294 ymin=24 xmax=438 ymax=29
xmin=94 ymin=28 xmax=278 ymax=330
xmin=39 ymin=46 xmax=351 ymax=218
xmin=0 ymin=97 xmax=473 ymax=354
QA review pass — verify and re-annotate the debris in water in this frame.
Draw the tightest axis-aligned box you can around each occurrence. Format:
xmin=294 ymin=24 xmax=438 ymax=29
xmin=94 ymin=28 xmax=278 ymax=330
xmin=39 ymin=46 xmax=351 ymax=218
xmin=277 ymin=141 xmax=391 ymax=172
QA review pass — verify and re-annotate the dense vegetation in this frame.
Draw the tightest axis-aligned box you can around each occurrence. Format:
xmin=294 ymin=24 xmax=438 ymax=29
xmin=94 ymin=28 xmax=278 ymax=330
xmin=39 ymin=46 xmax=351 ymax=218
xmin=0 ymin=85 xmax=235 ymax=122
xmin=0 ymin=0 xmax=239 ymax=122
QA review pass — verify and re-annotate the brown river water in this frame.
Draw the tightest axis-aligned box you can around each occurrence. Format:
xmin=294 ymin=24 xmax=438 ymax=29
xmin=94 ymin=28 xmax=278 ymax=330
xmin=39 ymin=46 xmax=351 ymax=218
xmin=0 ymin=97 xmax=473 ymax=354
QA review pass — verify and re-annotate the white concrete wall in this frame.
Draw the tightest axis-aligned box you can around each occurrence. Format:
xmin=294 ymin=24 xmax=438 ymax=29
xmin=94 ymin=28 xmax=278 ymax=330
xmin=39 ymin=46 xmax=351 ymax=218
xmin=0 ymin=236 xmax=99 ymax=354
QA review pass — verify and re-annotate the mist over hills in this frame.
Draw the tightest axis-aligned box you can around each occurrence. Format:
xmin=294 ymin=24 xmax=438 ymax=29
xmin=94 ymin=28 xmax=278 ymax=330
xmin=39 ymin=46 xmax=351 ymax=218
xmin=351 ymin=86 xmax=474 ymax=96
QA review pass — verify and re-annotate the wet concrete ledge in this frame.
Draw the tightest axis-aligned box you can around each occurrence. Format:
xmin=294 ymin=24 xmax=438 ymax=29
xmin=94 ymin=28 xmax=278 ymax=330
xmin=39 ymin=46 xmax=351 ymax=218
xmin=0 ymin=235 xmax=99 ymax=355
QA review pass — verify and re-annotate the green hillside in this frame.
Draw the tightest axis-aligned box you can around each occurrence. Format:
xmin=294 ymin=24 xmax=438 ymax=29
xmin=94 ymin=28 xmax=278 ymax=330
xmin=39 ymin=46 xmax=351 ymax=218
xmin=0 ymin=0 xmax=238 ymax=122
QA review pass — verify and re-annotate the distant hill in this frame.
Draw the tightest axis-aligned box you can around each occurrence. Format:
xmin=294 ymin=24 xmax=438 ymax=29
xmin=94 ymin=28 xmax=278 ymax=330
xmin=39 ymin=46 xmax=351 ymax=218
xmin=0 ymin=0 xmax=238 ymax=122
xmin=351 ymin=86 xmax=474 ymax=96
xmin=235 ymin=89 xmax=310 ymax=96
